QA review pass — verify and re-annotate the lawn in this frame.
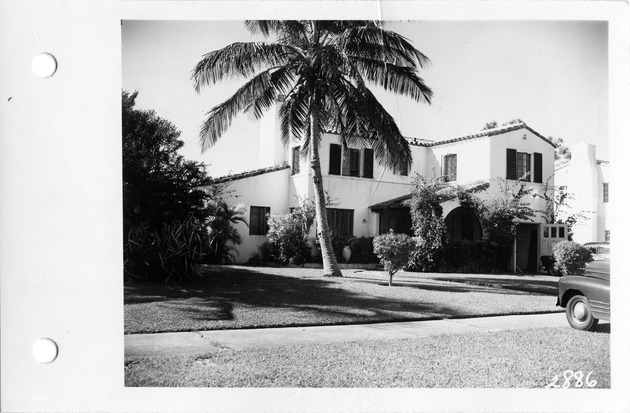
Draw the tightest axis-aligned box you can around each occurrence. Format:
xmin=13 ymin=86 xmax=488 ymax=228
xmin=125 ymin=326 xmax=610 ymax=388
xmin=125 ymin=265 xmax=561 ymax=334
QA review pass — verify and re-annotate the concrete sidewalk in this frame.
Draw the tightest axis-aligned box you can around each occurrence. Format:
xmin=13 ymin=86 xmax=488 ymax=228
xmin=125 ymin=312 xmax=568 ymax=357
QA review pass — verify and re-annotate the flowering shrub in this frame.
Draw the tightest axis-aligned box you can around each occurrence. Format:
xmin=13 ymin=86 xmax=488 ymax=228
xmin=553 ymin=241 xmax=593 ymax=275
xmin=265 ymin=199 xmax=316 ymax=265
xmin=373 ymin=232 xmax=417 ymax=286
xmin=266 ymin=213 xmax=312 ymax=265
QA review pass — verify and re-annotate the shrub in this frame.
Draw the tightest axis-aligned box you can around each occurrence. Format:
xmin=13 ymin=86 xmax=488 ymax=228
xmin=373 ymin=232 xmax=416 ymax=286
xmin=439 ymin=240 xmax=505 ymax=273
xmin=124 ymin=215 xmax=208 ymax=282
xmin=553 ymin=241 xmax=593 ymax=275
xmin=266 ymin=213 xmax=312 ymax=265
xmin=348 ymin=237 xmax=379 ymax=264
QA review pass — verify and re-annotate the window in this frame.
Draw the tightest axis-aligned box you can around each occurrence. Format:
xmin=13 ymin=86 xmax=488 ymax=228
xmin=326 ymin=208 xmax=354 ymax=237
xmin=362 ymin=148 xmax=374 ymax=178
xmin=330 ymin=144 xmax=374 ymax=179
xmin=249 ymin=206 xmax=270 ymax=235
xmin=605 ymin=230 xmax=610 ymax=242
xmin=603 ymin=183 xmax=609 ymax=203
xmin=342 ymin=148 xmax=360 ymax=177
xmin=516 ymin=152 xmax=531 ymax=181
xmin=399 ymin=160 xmax=409 ymax=176
xmin=329 ymin=144 xmax=342 ymax=175
xmin=443 ymin=154 xmax=457 ymax=182
xmin=291 ymin=146 xmax=300 ymax=175
xmin=507 ymin=148 xmax=538 ymax=182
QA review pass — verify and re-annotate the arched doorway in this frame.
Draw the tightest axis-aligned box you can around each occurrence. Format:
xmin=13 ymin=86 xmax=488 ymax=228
xmin=444 ymin=207 xmax=483 ymax=241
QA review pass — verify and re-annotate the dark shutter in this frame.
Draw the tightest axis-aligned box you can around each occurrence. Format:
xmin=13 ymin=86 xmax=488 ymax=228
xmin=442 ymin=155 xmax=447 ymax=180
xmin=533 ymin=152 xmax=542 ymax=183
xmin=506 ymin=148 xmax=517 ymax=180
xmin=329 ymin=144 xmax=341 ymax=175
xmin=363 ymin=149 xmax=373 ymax=178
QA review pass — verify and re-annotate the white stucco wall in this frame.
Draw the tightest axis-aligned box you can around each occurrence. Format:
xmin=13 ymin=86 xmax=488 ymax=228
xmin=425 ymin=136 xmax=492 ymax=182
xmin=220 ymin=167 xmax=291 ymax=263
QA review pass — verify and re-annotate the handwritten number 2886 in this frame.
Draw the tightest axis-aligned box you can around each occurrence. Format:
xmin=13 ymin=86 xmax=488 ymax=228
xmin=545 ymin=370 xmax=597 ymax=388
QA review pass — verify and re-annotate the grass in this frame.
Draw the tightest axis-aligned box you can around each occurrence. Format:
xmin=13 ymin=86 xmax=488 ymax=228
xmin=124 ymin=265 xmax=562 ymax=334
xmin=125 ymin=326 xmax=610 ymax=388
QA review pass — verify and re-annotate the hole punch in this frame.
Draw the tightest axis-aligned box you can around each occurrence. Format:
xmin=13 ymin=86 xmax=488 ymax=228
xmin=31 ymin=52 xmax=57 ymax=78
xmin=32 ymin=338 xmax=58 ymax=363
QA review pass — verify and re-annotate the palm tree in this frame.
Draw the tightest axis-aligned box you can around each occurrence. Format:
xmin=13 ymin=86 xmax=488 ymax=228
xmin=192 ymin=20 xmax=432 ymax=277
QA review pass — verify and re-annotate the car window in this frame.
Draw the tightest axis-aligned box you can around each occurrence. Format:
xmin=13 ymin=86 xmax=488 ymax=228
xmin=599 ymin=246 xmax=610 ymax=254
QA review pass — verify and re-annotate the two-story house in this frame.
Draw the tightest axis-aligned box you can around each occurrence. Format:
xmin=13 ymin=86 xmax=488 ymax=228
xmin=211 ymin=106 xmax=556 ymax=272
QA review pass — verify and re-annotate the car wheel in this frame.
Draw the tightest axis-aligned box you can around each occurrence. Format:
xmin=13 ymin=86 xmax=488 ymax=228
xmin=566 ymin=295 xmax=599 ymax=331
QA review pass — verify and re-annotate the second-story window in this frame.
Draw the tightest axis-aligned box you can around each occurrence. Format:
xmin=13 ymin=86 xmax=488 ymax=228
xmin=516 ymin=152 xmax=531 ymax=181
xmin=443 ymin=154 xmax=457 ymax=182
xmin=292 ymin=146 xmax=300 ymax=175
xmin=603 ymin=182 xmax=609 ymax=203
xmin=507 ymin=148 xmax=543 ymax=182
xmin=342 ymin=148 xmax=360 ymax=177
xmin=398 ymin=159 xmax=409 ymax=176
xmin=329 ymin=144 xmax=342 ymax=175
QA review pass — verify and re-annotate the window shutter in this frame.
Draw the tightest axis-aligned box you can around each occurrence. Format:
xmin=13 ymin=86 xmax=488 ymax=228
xmin=363 ymin=149 xmax=373 ymax=178
xmin=442 ymin=155 xmax=447 ymax=180
xmin=506 ymin=148 xmax=517 ymax=180
xmin=329 ymin=144 xmax=341 ymax=175
xmin=451 ymin=154 xmax=457 ymax=181
xmin=533 ymin=152 xmax=543 ymax=183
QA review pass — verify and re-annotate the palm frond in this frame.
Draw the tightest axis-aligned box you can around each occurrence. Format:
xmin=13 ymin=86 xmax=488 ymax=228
xmin=199 ymin=70 xmax=281 ymax=151
xmin=339 ymin=25 xmax=431 ymax=69
xmin=354 ymin=58 xmax=433 ymax=103
xmin=192 ymin=42 xmax=296 ymax=92
xmin=279 ymin=90 xmax=310 ymax=148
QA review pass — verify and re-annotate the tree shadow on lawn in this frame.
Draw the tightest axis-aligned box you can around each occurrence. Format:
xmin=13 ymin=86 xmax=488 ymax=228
xmin=342 ymin=275 xmax=542 ymax=295
xmin=428 ymin=276 xmax=558 ymax=296
xmin=125 ymin=266 xmax=556 ymax=329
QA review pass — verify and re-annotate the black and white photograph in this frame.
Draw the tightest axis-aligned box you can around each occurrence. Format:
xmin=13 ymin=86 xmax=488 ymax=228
xmin=122 ymin=19 xmax=611 ymax=387
xmin=2 ymin=1 xmax=630 ymax=412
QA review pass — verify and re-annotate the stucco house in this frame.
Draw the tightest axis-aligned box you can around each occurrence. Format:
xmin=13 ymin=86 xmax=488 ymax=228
xmin=554 ymin=142 xmax=610 ymax=244
xmin=211 ymin=107 xmax=557 ymax=272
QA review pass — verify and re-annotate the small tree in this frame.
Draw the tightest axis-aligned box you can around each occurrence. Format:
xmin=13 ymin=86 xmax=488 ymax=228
xmin=479 ymin=178 xmax=536 ymax=271
xmin=373 ymin=232 xmax=416 ymax=286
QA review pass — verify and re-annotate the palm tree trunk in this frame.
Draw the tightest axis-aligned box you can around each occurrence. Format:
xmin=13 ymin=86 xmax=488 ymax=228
xmin=310 ymin=103 xmax=342 ymax=277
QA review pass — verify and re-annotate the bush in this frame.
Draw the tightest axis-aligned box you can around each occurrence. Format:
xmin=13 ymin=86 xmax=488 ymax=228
xmin=405 ymin=244 xmax=442 ymax=272
xmin=124 ymin=215 xmax=208 ymax=282
xmin=439 ymin=240 xmax=507 ymax=273
xmin=373 ymin=232 xmax=416 ymax=286
xmin=266 ymin=213 xmax=312 ymax=265
xmin=553 ymin=241 xmax=593 ymax=275
xmin=328 ymin=236 xmax=379 ymax=264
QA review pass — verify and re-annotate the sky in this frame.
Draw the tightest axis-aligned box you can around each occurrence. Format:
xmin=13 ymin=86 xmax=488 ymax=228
xmin=122 ymin=20 xmax=609 ymax=177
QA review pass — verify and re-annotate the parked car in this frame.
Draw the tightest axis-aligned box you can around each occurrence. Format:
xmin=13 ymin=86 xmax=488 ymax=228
xmin=582 ymin=241 xmax=610 ymax=261
xmin=557 ymin=260 xmax=610 ymax=331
